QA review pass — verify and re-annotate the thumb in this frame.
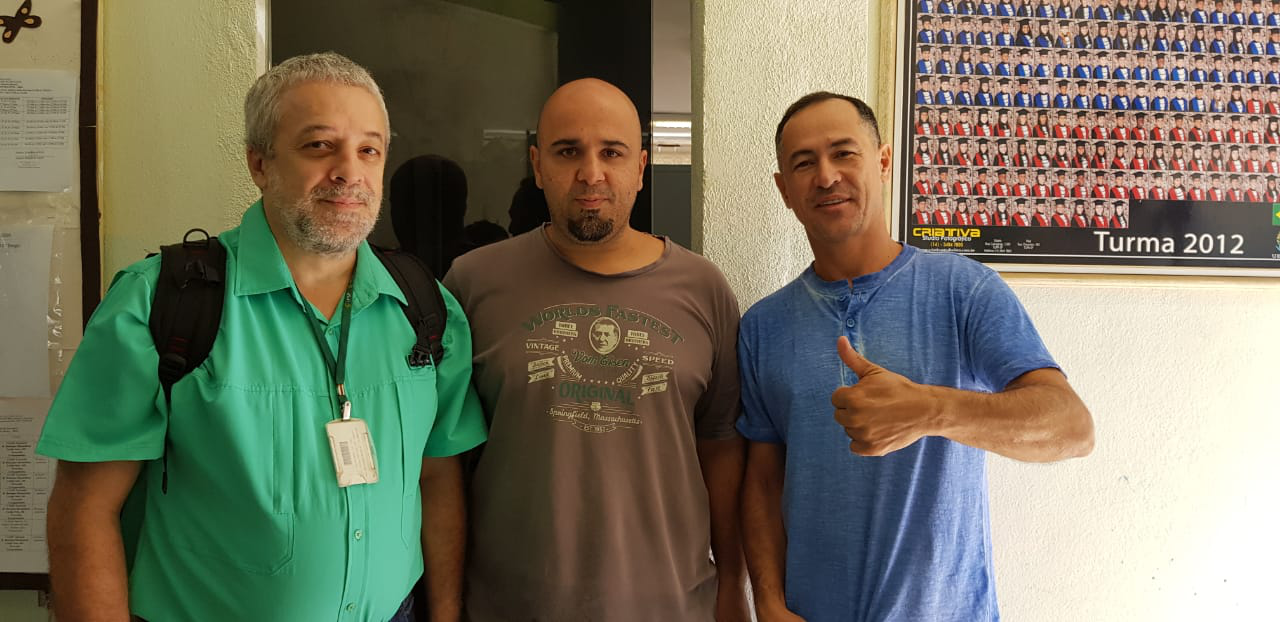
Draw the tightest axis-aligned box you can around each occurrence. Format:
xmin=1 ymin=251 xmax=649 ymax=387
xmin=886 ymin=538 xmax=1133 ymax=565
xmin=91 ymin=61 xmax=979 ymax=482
xmin=837 ymin=336 xmax=878 ymax=377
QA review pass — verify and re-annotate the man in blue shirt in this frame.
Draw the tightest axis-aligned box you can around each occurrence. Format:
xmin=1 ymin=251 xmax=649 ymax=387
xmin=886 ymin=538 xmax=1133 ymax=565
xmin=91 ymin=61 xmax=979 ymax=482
xmin=740 ymin=90 xmax=1094 ymax=622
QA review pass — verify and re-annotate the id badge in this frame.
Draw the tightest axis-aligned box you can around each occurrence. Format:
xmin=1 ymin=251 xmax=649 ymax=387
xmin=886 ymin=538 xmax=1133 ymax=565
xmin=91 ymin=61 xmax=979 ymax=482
xmin=326 ymin=417 xmax=379 ymax=487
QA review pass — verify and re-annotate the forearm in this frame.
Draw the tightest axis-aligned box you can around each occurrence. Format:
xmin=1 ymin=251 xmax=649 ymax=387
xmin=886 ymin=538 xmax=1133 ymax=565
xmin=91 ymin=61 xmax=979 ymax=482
xmin=420 ymin=456 xmax=466 ymax=622
xmin=697 ymin=437 xmax=747 ymax=592
xmin=740 ymin=443 xmax=790 ymax=616
xmin=46 ymin=460 xmax=140 ymax=622
xmin=929 ymin=369 xmax=1094 ymax=462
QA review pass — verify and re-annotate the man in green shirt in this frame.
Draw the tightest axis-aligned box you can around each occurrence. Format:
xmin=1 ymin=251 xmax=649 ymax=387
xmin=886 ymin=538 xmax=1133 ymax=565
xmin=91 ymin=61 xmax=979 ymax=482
xmin=38 ymin=53 xmax=486 ymax=622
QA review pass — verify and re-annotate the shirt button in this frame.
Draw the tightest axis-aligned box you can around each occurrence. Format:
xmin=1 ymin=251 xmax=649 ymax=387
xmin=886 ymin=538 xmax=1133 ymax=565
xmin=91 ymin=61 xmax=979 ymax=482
xmin=354 ymin=529 xmax=363 ymax=540
xmin=845 ymin=318 xmax=856 ymax=328
xmin=345 ymin=603 xmax=355 ymax=612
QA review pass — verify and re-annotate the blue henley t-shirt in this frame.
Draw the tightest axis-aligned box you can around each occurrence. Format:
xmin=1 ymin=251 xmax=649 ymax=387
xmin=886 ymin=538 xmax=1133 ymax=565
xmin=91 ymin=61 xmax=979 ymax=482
xmin=737 ymin=244 xmax=1058 ymax=622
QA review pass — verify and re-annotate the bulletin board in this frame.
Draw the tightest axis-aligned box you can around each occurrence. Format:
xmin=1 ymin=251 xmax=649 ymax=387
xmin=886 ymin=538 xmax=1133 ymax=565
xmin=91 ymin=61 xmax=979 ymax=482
xmin=0 ymin=0 xmax=99 ymax=589
xmin=891 ymin=0 xmax=1280 ymax=276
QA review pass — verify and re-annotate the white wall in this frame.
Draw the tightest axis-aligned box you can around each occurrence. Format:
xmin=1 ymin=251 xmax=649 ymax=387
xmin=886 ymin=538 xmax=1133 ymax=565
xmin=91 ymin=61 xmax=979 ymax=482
xmin=99 ymin=0 xmax=261 ymax=277
xmin=695 ymin=1 xmax=1278 ymax=620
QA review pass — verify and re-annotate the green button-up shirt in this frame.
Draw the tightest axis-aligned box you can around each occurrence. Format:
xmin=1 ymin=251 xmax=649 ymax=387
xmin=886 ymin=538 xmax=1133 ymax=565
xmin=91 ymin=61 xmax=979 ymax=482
xmin=38 ymin=202 xmax=486 ymax=621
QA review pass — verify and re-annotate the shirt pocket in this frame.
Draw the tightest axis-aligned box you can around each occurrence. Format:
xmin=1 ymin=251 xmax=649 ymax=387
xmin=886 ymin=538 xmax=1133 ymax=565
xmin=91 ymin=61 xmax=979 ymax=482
xmin=393 ymin=364 xmax=438 ymax=548
xmin=163 ymin=380 xmax=296 ymax=574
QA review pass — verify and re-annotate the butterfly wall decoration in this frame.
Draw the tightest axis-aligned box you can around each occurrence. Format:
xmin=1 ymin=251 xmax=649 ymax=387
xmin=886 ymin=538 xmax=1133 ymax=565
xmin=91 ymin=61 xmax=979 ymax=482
xmin=1 ymin=0 xmax=42 ymax=44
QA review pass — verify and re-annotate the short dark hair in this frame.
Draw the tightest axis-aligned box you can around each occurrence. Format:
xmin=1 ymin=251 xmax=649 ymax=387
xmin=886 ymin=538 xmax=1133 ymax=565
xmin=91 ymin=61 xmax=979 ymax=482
xmin=774 ymin=91 xmax=880 ymax=164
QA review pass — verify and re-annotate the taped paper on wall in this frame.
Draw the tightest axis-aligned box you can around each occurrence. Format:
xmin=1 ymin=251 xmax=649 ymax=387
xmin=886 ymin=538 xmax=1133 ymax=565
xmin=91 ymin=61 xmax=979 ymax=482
xmin=0 ymin=224 xmax=53 ymax=398
xmin=0 ymin=69 xmax=76 ymax=192
xmin=0 ymin=399 xmax=53 ymax=573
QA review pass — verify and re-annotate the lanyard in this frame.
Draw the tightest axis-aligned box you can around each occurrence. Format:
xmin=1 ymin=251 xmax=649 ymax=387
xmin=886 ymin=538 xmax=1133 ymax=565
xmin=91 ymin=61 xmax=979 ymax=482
xmin=305 ymin=286 xmax=354 ymax=420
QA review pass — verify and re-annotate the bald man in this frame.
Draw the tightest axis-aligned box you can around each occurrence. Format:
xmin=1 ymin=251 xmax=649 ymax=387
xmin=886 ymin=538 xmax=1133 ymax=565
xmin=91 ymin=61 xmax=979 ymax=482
xmin=444 ymin=79 xmax=749 ymax=621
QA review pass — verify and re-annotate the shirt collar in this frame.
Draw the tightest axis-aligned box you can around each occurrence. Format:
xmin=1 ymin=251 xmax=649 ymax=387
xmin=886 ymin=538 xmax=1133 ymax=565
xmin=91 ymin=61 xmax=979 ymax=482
xmin=800 ymin=243 xmax=916 ymax=301
xmin=232 ymin=200 xmax=406 ymax=309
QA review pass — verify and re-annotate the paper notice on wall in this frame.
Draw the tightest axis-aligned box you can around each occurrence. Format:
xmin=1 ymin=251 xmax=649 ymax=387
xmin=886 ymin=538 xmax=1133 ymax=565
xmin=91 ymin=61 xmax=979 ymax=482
xmin=0 ymin=69 xmax=77 ymax=192
xmin=0 ymin=399 xmax=53 ymax=573
xmin=0 ymin=224 xmax=53 ymax=398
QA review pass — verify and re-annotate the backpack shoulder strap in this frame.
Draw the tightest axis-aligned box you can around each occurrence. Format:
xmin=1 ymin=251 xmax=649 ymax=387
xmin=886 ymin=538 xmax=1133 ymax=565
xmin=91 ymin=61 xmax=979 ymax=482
xmin=149 ymin=228 xmax=227 ymax=402
xmin=372 ymin=245 xmax=447 ymax=367
xmin=148 ymin=228 xmax=226 ymax=494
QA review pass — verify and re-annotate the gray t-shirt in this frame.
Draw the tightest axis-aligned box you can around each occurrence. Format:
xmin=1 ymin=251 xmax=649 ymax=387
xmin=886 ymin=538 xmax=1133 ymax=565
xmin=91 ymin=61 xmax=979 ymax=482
xmin=444 ymin=228 xmax=741 ymax=621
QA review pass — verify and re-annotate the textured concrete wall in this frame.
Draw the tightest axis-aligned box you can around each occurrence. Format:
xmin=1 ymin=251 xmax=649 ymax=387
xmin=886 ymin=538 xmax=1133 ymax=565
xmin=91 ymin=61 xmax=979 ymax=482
xmin=694 ymin=0 xmax=870 ymax=304
xmin=695 ymin=2 xmax=1278 ymax=620
xmin=100 ymin=0 xmax=261 ymax=276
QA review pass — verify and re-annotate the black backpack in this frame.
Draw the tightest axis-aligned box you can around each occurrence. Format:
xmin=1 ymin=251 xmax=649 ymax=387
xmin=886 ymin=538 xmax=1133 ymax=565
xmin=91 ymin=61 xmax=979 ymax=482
xmin=147 ymin=228 xmax=447 ymax=491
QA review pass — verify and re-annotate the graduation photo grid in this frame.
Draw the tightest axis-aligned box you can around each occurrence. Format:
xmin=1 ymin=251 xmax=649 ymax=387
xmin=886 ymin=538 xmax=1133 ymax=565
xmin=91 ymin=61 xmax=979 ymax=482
xmin=898 ymin=0 xmax=1280 ymax=268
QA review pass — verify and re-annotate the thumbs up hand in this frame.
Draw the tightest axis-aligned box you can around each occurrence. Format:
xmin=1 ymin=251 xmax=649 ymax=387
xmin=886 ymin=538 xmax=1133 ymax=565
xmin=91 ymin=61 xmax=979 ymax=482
xmin=832 ymin=337 xmax=937 ymax=456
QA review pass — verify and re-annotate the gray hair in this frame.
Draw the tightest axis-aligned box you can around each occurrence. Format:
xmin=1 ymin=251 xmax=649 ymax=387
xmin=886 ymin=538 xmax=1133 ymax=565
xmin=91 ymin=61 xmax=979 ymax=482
xmin=243 ymin=52 xmax=388 ymax=157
